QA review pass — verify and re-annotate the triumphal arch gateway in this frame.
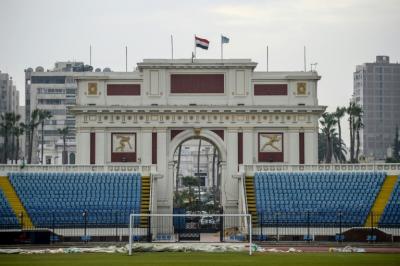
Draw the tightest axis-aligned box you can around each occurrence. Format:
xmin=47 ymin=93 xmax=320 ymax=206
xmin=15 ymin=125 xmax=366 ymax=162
xmin=71 ymin=59 xmax=325 ymax=214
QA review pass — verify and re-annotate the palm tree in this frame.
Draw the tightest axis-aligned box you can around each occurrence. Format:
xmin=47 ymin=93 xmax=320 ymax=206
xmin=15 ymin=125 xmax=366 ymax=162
xmin=332 ymin=132 xmax=347 ymax=163
xmin=13 ymin=123 xmax=25 ymax=164
xmin=334 ymin=107 xmax=346 ymax=163
xmin=25 ymin=109 xmax=41 ymax=164
xmin=347 ymin=102 xmax=363 ymax=163
xmin=0 ymin=112 xmax=20 ymax=164
xmin=57 ymin=127 xmax=69 ymax=164
xmin=354 ymin=108 xmax=364 ymax=162
xmin=320 ymin=112 xmax=337 ymax=163
xmin=38 ymin=110 xmax=53 ymax=164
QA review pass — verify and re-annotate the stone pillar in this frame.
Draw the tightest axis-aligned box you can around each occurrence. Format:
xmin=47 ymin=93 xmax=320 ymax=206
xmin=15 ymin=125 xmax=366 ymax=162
xmin=287 ymin=130 xmax=299 ymax=164
xmin=242 ymin=127 xmax=254 ymax=165
xmin=225 ymin=128 xmax=239 ymax=213
xmin=305 ymin=131 xmax=318 ymax=164
xmin=140 ymin=128 xmax=153 ymax=165
xmin=95 ymin=130 xmax=106 ymax=164
xmin=76 ymin=130 xmax=90 ymax=164
xmin=156 ymin=128 xmax=172 ymax=214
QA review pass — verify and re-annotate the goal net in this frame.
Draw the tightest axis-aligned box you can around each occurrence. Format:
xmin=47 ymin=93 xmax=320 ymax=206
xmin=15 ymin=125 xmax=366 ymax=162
xmin=128 ymin=213 xmax=252 ymax=255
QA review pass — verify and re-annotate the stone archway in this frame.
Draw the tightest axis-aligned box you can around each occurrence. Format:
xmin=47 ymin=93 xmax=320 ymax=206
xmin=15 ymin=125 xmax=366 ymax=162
xmin=168 ymin=129 xmax=227 ymax=163
xmin=167 ymin=129 xmax=228 ymax=211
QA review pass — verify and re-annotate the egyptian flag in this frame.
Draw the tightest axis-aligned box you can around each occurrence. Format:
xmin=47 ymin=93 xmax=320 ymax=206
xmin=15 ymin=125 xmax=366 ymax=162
xmin=195 ymin=36 xmax=209 ymax=50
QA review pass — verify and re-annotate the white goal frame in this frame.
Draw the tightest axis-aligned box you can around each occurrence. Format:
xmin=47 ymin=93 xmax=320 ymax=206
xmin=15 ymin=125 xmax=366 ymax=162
xmin=128 ymin=213 xmax=252 ymax=255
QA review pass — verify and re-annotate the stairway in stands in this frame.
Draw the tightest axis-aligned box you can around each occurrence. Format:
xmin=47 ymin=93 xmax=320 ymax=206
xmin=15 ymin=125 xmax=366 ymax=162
xmin=0 ymin=176 xmax=33 ymax=228
xmin=245 ymin=176 xmax=258 ymax=225
xmin=139 ymin=175 xmax=151 ymax=227
xmin=365 ymin=175 xmax=398 ymax=227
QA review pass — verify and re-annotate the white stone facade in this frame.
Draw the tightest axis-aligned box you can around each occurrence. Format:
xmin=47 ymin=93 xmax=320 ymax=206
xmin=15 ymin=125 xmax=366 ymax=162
xmin=71 ymin=59 xmax=325 ymax=214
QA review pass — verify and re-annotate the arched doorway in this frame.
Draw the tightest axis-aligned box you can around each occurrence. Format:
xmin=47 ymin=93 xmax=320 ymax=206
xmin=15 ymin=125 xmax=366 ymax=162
xmin=172 ymin=138 xmax=222 ymax=213
xmin=168 ymin=129 xmax=227 ymax=214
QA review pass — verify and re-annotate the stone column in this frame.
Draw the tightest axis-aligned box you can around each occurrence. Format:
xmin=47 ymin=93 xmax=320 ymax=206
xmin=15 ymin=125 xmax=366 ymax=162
xmin=156 ymin=128 xmax=172 ymax=214
xmin=242 ymin=127 xmax=254 ymax=165
xmin=95 ymin=130 xmax=106 ymax=164
xmin=76 ymin=129 xmax=90 ymax=164
xmin=225 ymin=128 xmax=239 ymax=213
xmin=140 ymin=128 xmax=153 ymax=165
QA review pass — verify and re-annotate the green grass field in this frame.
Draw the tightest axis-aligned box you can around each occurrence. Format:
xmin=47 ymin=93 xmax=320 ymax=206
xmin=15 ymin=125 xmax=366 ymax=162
xmin=0 ymin=252 xmax=399 ymax=266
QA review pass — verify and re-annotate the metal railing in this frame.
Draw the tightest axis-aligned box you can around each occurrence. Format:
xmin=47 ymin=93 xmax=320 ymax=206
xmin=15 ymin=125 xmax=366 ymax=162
xmin=242 ymin=164 xmax=400 ymax=176
xmin=0 ymin=164 xmax=156 ymax=176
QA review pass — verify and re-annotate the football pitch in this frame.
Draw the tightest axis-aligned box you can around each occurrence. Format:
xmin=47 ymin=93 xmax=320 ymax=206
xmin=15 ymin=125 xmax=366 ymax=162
xmin=0 ymin=252 xmax=399 ymax=266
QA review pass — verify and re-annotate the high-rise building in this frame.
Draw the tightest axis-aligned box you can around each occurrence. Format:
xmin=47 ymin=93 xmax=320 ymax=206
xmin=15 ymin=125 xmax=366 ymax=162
xmin=24 ymin=62 xmax=94 ymax=164
xmin=0 ymin=71 xmax=19 ymax=114
xmin=0 ymin=70 xmax=20 ymax=163
xmin=353 ymin=56 xmax=400 ymax=161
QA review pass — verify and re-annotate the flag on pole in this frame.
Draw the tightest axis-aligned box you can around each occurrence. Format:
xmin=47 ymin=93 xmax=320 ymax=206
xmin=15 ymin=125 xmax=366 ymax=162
xmin=221 ymin=35 xmax=230 ymax=44
xmin=195 ymin=36 xmax=210 ymax=50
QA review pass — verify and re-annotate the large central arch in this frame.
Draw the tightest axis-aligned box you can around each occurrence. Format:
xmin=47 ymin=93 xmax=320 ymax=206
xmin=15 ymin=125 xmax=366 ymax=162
xmin=168 ymin=129 xmax=227 ymax=163
xmin=167 ymin=129 xmax=228 ymax=211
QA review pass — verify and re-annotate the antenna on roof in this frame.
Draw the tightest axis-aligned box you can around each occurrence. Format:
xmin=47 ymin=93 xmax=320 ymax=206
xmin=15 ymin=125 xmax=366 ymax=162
xmin=304 ymin=46 xmax=307 ymax=72
xmin=89 ymin=45 xmax=92 ymax=66
xmin=125 ymin=46 xmax=128 ymax=72
xmin=266 ymin=45 xmax=269 ymax=72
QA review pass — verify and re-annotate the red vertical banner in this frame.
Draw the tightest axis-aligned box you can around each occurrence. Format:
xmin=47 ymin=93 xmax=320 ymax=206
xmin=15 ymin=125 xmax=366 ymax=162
xmin=299 ymin=132 xmax=305 ymax=164
xmin=238 ymin=132 xmax=243 ymax=165
xmin=152 ymin=132 xmax=157 ymax=164
xmin=90 ymin=132 xmax=96 ymax=165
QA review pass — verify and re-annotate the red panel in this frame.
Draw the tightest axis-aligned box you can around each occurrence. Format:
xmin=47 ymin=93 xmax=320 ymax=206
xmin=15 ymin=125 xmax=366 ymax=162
xmin=171 ymin=130 xmax=184 ymax=140
xmin=299 ymin=132 xmax=305 ymax=164
xmin=90 ymin=132 xmax=95 ymax=165
xmin=111 ymin=133 xmax=137 ymax=163
xmin=152 ymin=132 xmax=157 ymax=164
xmin=254 ymin=84 xmax=287 ymax=95
xmin=258 ymin=133 xmax=284 ymax=162
xmin=171 ymin=74 xmax=224 ymax=93
xmin=107 ymin=84 xmax=140 ymax=95
xmin=211 ymin=130 xmax=224 ymax=140
xmin=238 ymin=132 xmax=243 ymax=165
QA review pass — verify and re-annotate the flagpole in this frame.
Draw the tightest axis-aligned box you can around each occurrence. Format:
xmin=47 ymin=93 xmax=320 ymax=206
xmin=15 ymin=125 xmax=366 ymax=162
xmin=221 ymin=35 xmax=223 ymax=60
xmin=171 ymin=35 xmax=174 ymax=60
xmin=267 ymin=45 xmax=269 ymax=72
xmin=194 ymin=34 xmax=197 ymax=58
xmin=304 ymin=45 xmax=306 ymax=72
xmin=125 ymin=46 xmax=128 ymax=72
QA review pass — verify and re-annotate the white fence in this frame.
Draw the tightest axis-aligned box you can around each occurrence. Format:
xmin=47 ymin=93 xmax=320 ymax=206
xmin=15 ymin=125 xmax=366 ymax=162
xmin=0 ymin=164 xmax=156 ymax=176
xmin=242 ymin=163 xmax=400 ymax=176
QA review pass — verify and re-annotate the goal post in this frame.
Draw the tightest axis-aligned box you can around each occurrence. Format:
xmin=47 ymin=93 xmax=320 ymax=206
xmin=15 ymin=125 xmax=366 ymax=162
xmin=128 ymin=213 xmax=252 ymax=255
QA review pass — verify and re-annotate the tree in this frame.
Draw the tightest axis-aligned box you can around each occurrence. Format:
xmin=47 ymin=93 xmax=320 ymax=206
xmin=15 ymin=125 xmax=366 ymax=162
xmin=57 ymin=127 xmax=69 ymax=164
xmin=0 ymin=113 xmax=11 ymax=163
xmin=38 ymin=110 xmax=53 ymax=164
xmin=320 ymin=112 xmax=337 ymax=163
xmin=25 ymin=109 xmax=41 ymax=164
xmin=0 ymin=112 xmax=20 ymax=164
xmin=334 ymin=107 xmax=347 ymax=163
xmin=347 ymin=102 xmax=363 ymax=163
xmin=13 ymin=123 xmax=25 ymax=164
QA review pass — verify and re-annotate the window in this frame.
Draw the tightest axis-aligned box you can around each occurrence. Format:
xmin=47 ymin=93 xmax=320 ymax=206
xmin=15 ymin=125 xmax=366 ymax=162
xmin=254 ymin=84 xmax=287 ymax=95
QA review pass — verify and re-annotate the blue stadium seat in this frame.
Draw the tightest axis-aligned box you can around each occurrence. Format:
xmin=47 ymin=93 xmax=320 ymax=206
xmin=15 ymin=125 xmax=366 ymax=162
xmin=254 ymin=171 xmax=386 ymax=226
xmin=8 ymin=172 xmax=142 ymax=227
xmin=0 ymin=189 xmax=19 ymax=228
xmin=379 ymin=177 xmax=400 ymax=227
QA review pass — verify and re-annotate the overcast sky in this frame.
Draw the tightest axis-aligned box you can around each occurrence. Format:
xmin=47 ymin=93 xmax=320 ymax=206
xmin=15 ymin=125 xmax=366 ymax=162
xmin=1 ymin=0 xmax=399 ymax=135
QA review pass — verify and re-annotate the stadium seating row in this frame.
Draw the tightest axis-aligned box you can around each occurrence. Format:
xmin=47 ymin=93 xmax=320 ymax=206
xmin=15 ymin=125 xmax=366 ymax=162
xmin=8 ymin=172 xmax=142 ymax=227
xmin=0 ymin=189 xmax=19 ymax=227
xmin=254 ymin=172 xmax=386 ymax=226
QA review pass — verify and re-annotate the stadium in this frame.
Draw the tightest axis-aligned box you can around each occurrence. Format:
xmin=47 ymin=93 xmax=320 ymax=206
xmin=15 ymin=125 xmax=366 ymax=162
xmin=1 ymin=58 xmax=400 ymax=265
